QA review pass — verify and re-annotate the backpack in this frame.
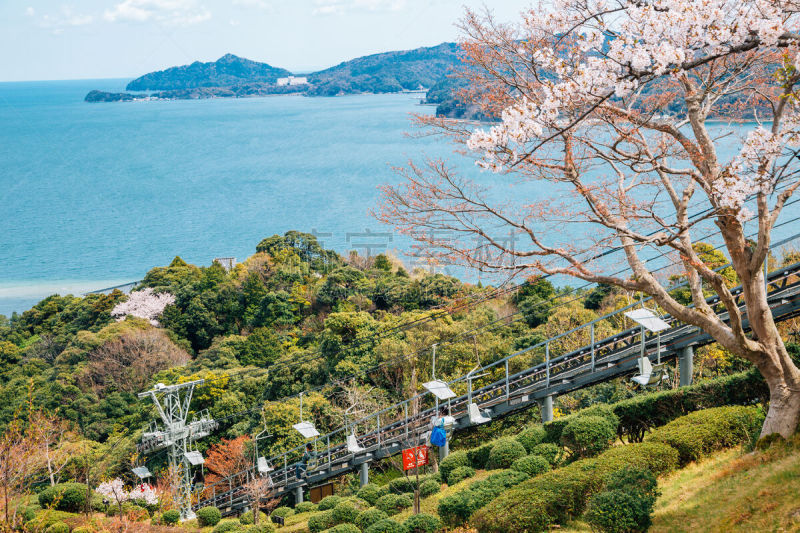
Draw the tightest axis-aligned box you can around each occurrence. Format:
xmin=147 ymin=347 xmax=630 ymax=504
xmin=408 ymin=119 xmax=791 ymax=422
xmin=430 ymin=419 xmax=447 ymax=447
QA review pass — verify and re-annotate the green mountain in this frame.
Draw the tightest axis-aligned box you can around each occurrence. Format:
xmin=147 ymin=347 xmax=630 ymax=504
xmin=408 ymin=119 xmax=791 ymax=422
xmin=125 ymin=53 xmax=292 ymax=91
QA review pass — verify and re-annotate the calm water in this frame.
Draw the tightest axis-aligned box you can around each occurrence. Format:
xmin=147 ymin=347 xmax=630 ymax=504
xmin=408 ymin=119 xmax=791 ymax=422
xmin=0 ymin=80 xmax=456 ymax=316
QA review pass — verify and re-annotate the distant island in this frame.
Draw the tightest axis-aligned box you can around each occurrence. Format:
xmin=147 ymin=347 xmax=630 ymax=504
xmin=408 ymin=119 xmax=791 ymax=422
xmin=85 ymin=43 xmax=475 ymax=118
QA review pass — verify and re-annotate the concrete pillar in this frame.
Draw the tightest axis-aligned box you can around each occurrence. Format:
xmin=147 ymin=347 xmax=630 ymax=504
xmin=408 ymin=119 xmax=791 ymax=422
xmin=541 ymin=395 xmax=554 ymax=423
xmin=294 ymin=486 xmax=303 ymax=505
xmin=359 ymin=462 xmax=369 ymax=487
xmin=679 ymin=346 xmax=694 ymax=387
xmin=438 ymin=439 xmax=449 ymax=462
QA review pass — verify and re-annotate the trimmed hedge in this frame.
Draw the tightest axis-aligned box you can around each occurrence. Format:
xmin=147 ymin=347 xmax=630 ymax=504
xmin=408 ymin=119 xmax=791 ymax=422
xmin=213 ymin=519 xmax=246 ymax=533
xmin=271 ymin=506 xmax=294 ymax=520
xmin=516 ymin=425 xmax=547 ymax=453
xmin=448 ymin=466 xmax=476 ymax=485
xmin=543 ymin=404 xmax=619 ymax=444
xmin=240 ymin=510 xmax=267 ymax=525
xmin=326 ymin=524 xmax=361 ymax=533
xmin=161 ymin=509 xmax=180 ymax=525
xmin=38 ymin=483 xmax=90 ymax=513
xmin=585 ymin=489 xmax=648 ymax=533
xmin=356 ymin=484 xmax=387 ymax=506
xmin=308 ymin=510 xmax=337 ymax=533
xmin=332 ymin=502 xmax=359 ymax=524
xmin=419 ymin=478 xmax=441 ymax=498
xmin=530 ymin=442 xmax=564 ymax=466
xmin=45 ymin=523 xmax=69 ymax=533
xmin=318 ymin=496 xmax=343 ymax=511
xmin=486 ymin=438 xmax=527 ymax=469
xmin=244 ymin=524 xmax=274 ymax=533
xmin=355 ymin=508 xmax=389 ymax=531
xmin=364 ymin=519 xmax=406 ymax=533
xmin=375 ymin=494 xmax=412 ymax=516
xmin=561 ymin=416 xmax=617 ymax=458
xmin=466 ymin=442 xmax=494 ymax=469
xmin=403 ymin=512 xmax=442 ymax=533
xmin=437 ymin=469 xmax=530 ymax=527
xmin=511 ymin=455 xmax=551 ymax=477
xmin=295 ymin=501 xmax=318 ymax=513
xmin=439 ymin=451 xmax=470 ymax=484
xmin=197 ymin=506 xmax=222 ymax=527
xmin=645 ymin=405 xmax=764 ymax=465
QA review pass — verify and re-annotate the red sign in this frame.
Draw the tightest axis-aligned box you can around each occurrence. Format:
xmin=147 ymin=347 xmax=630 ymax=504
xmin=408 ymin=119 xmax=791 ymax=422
xmin=402 ymin=445 xmax=429 ymax=471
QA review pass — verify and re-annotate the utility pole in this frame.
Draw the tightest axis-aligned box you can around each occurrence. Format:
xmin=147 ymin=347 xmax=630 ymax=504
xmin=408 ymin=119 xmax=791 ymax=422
xmin=137 ymin=381 xmax=217 ymax=520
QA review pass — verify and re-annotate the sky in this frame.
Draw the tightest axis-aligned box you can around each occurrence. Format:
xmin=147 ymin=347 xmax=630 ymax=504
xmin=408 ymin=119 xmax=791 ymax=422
xmin=0 ymin=1 xmax=534 ymax=82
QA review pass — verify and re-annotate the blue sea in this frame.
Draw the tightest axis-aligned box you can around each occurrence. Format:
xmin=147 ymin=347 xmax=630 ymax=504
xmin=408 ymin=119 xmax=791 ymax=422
xmin=0 ymin=79 xmax=461 ymax=316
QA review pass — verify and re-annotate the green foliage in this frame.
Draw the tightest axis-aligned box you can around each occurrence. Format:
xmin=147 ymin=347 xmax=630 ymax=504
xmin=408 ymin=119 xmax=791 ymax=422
xmin=403 ymin=512 xmax=441 ymax=533
xmin=357 ymin=483 xmax=387 ymax=505
xmin=530 ymin=443 xmax=564 ymax=466
xmin=584 ymin=283 xmax=615 ymax=310
xmin=374 ymin=494 xmax=412 ymax=516
xmin=332 ymin=502 xmax=359 ymax=524
xmin=645 ymin=405 xmax=765 ymax=465
xmin=213 ymin=519 xmax=246 ymax=533
xmin=161 ymin=509 xmax=180 ymax=525
xmin=487 ymin=438 xmax=527 ymax=469
xmin=514 ymin=278 xmax=556 ymax=328
xmin=543 ymin=404 xmax=619 ymax=444
xmin=197 ymin=506 xmax=223 ymax=527
xmin=44 ymin=522 xmax=70 ymax=533
xmin=325 ymin=524 xmax=361 ymax=533
xmin=437 ymin=469 xmax=530 ymax=527
xmin=448 ymin=466 xmax=476 ymax=485
xmin=561 ymin=415 xmax=616 ymax=458
xmin=387 ymin=476 xmax=418 ymax=494
xmin=271 ymin=506 xmax=295 ymax=520
xmin=239 ymin=510 xmax=268 ymax=525
xmin=25 ymin=510 xmax=77 ymax=531
xmin=363 ymin=518 xmax=406 ymax=533
xmin=38 ymin=483 xmax=89 ymax=513
xmin=511 ymin=455 xmax=551 ymax=477
xmin=244 ymin=524 xmax=274 ymax=533
xmin=516 ymin=425 xmax=547 ymax=453
xmin=295 ymin=501 xmax=318 ymax=513
xmin=355 ymin=508 xmax=389 ymax=531
xmin=439 ymin=450 xmax=470 ymax=484
xmin=418 ymin=478 xmax=441 ymax=498
xmin=585 ymin=490 xmax=650 ymax=533
xmin=466 ymin=441 xmax=494 ymax=469
xmin=308 ymin=510 xmax=337 ymax=533
xmin=318 ymin=496 xmax=343 ymax=511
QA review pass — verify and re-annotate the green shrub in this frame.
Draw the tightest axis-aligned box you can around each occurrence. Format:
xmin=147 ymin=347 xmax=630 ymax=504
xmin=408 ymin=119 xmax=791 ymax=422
xmin=72 ymin=527 xmax=94 ymax=533
xmin=419 ymin=478 xmax=440 ymax=498
xmin=561 ymin=415 xmax=616 ymax=458
xmin=161 ymin=509 xmax=180 ymax=525
xmin=318 ymin=496 xmax=343 ymax=511
xmin=197 ymin=506 xmax=222 ymax=527
xmin=645 ymin=405 xmax=765 ymax=465
xmin=403 ymin=512 xmax=441 ymax=533
xmin=325 ymin=524 xmax=361 ymax=533
xmin=332 ymin=502 xmax=359 ymax=524
xmin=466 ymin=442 xmax=494 ymax=469
xmin=295 ymin=501 xmax=317 ymax=513
xmin=308 ymin=510 xmax=337 ymax=533
xmin=516 ymin=425 xmax=547 ymax=453
xmin=355 ymin=508 xmax=389 ymax=531
xmin=356 ymin=484 xmax=387 ymax=506
xmin=530 ymin=442 xmax=564 ymax=466
xmin=447 ymin=466 xmax=476 ymax=485
xmin=38 ymin=483 xmax=89 ymax=513
xmin=439 ymin=451 xmax=469 ymax=484
xmin=374 ymin=494 xmax=412 ymax=516
xmin=271 ymin=506 xmax=294 ymax=520
xmin=605 ymin=466 xmax=658 ymax=505
xmin=244 ymin=525 xmax=274 ymax=533
xmin=25 ymin=510 xmax=77 ymax=531
xmin=45 ymin=523 xmax=70 ymax=533
xmin=213 ymin=519 xmax=246 ymax=533
xmin=437 ymin=491 xmax=480 ymax=528
xmin=544 ymin=404 xmax=619 ymax=444
xmin=511 ymin=455 xmax=551 ymax=477
xmin=585 ymin=490 xmax=647 ymax=533
xmin=364 ymin=519 xmax=406 ymax=533
xmin=487 ymin=438 xmax=527 ymax=469
xmin=239 ymin=510 xmax=268 ymax=525
xmin=22 ymin=507 xmax=37 ymax=522
xmin=594 ymin=442 xmax=679 ymax=479
xmin=387 ymin=476 xmax=418 ymax=494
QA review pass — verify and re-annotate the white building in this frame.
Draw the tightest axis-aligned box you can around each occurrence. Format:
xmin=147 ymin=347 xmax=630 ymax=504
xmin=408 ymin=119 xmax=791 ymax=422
xmin=277 ymin=76 xmax=309 ymax=86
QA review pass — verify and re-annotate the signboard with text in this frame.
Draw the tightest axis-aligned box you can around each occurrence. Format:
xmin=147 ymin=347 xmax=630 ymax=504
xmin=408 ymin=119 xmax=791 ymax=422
xmin=402 ymin=445 xmax=429 ymax=471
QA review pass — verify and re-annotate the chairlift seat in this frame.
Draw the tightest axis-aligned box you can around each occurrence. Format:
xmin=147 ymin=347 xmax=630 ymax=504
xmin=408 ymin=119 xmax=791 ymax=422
xmin=632 ymin=358 xmax=668 ymax=387
xmin=468 ymin=403 xmax=491 ymax=425
xmin=257 ymin=457 xmax=274 ymax=474
xmin=346 ymin=433 xmax=367 ymax=454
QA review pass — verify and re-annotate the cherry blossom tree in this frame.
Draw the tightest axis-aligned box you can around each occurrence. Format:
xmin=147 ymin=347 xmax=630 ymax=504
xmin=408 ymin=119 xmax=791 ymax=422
xmin=380 ymin=1 xmax=800 ymax=437
xmin=111 ymin=288 xmax=175 ymax=327
xmin=96 ymin=478 xmax=158 ymax=516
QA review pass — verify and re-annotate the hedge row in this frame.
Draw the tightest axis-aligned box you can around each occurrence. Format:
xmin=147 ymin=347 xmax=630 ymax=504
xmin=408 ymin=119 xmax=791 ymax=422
xmin=472 ymin=405 xmax=763 ymax=532
xmin=437 ymin=469 xmax=530 ymax=527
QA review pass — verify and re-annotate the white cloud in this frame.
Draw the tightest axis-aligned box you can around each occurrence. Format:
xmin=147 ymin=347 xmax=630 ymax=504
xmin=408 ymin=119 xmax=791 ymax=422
xmin=312 ymin=0 xmax=408 ymax=16
xmin=36 ymin=6 xmax=94 ymax=30
xmin=25 ymin=7 xmax=36 ymax=17
xmin=232 ymin=0 xmax=273 ymax=10
xmin=104 ymin=0 xmax=211 ymax=26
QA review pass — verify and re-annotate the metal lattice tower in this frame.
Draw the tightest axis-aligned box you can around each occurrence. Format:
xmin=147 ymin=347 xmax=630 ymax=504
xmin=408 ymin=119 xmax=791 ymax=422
xmin=137 ymin=380 xmax=217 ymax=520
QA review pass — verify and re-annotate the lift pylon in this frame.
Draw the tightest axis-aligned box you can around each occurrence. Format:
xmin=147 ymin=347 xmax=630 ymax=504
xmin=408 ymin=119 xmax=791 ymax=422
xmin=137 ymin=380 xmax=217 ymax=520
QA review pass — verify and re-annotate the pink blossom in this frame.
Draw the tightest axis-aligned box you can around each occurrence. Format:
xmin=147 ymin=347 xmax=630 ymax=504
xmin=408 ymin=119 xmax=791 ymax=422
xmin=111 ymin=288 xmax=175 ymax=326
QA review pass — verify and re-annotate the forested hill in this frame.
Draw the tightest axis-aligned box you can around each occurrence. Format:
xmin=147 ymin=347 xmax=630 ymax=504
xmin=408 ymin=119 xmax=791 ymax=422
xmin=125 ymin=53 xmax=292 ymax=91
xmin=306 ymin=42 xmax=461 ymax=96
